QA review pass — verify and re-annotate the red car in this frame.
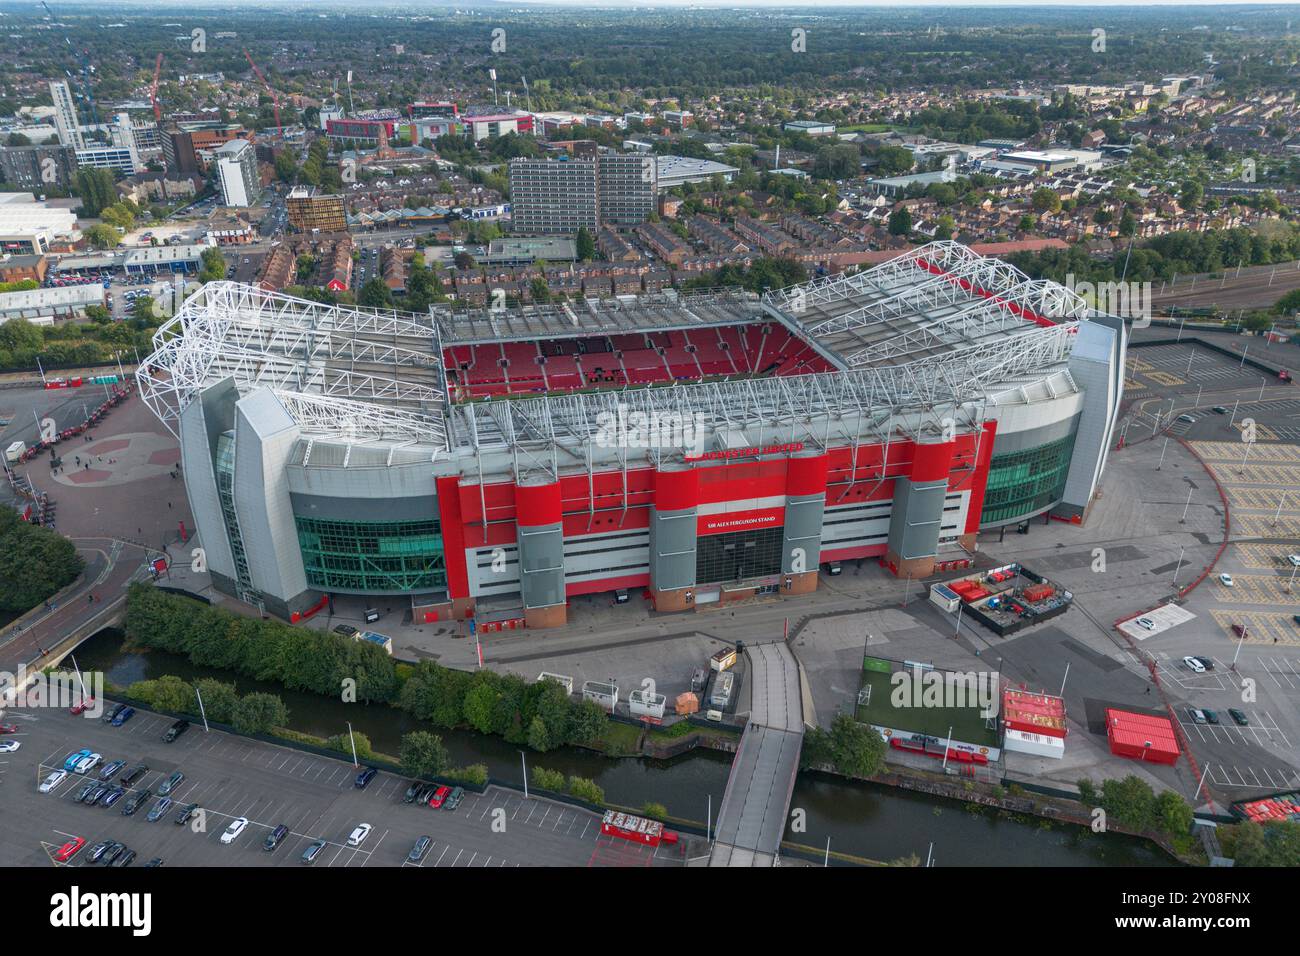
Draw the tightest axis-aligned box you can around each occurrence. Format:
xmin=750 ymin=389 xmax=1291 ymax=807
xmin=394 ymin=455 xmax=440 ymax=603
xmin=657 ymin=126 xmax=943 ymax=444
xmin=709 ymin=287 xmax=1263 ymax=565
xmin=428 ymin=786 xmax=451 ymax=809
xmin=0 ymin=723 xmax=17 ymax=734
xmin=54 ymin=837 xmax=86 ymax=863
xmin=70 ymin=697 xmax=95 ymax=715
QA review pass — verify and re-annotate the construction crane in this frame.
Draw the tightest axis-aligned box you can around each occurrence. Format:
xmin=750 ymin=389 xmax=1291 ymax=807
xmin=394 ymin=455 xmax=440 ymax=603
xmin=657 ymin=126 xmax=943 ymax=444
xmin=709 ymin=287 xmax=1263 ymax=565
xmin=243 ymin=49 xmax=283 ymax=136
xmin=41 ymin=0 xmax=99 ymax=125
xmin=150 ymin=53 xmax=164 ymax=122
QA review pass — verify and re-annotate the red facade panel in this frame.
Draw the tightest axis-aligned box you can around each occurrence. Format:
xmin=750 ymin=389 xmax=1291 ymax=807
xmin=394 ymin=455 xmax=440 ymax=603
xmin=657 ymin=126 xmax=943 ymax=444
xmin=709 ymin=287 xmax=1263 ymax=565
xmin=515 ymin=481 xmax=563 ymax=527
xmin=654 ymin=467 xmax=699 ymax=512
xmin=435 ymin=475 xmax=471 ymax=601
xmin=786 ymin=452 xmax=830 ymax=497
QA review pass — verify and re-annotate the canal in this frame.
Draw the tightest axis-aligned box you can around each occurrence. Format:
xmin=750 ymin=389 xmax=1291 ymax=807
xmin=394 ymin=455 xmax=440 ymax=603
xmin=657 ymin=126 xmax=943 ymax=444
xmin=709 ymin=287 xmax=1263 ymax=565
xmin=74 ymin=629 xmax=1173 ymax=867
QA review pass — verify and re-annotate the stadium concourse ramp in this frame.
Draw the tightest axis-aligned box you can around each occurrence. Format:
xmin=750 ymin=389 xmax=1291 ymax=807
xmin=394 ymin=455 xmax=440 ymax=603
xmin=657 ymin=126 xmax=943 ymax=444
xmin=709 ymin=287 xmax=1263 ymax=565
xmin=708 ymin=640 xmax=805 ymax=867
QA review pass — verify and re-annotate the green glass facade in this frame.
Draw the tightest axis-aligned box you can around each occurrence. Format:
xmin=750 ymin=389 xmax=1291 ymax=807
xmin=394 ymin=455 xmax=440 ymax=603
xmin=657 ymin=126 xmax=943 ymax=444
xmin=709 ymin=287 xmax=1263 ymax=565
xmin=295 ymin=516 xmax=447 ymax=593
xmin=980 ymin=434 xmax=1075 ymax=526
xmin=214 ymin=431 xmax=252 ymax=589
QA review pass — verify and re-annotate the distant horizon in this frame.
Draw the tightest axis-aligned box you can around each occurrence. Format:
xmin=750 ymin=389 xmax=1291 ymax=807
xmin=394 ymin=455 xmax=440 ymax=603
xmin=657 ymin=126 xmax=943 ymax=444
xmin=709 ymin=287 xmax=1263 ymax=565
xmin=7 ymin=0 xmax=1300 ymax=8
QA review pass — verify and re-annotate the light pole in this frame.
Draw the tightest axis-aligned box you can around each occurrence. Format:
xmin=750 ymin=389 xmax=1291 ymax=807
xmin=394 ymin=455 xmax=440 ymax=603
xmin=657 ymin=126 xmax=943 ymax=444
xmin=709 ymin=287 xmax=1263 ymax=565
xmin=1172 ymin=546 xmax=1185 ymax=589
xmin=940 ymin=725 xmax=954 ymax=772
xmin=1229 ymin=398 xmax=1240 ymax=427
xmin=520 ymin=750 xmax=529 ymax=799
xmin=1181 ymin=486 xmax=1193 ymax=524
xmin=1274 ymin=491 xmax=1287 ymax=527
xmin=347 ymin=721 xmax=359 ymax=768
xmin=1157 ymin=437 xmax=1168 ymax=470
xmin=195 ymin=684 xmax=209 ymax=733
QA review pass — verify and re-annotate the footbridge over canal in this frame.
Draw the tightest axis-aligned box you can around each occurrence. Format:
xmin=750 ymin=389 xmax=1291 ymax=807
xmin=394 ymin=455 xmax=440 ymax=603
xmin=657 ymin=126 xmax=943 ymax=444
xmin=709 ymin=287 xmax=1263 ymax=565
xmin=708 ymin=640 xmax=805 ymax=867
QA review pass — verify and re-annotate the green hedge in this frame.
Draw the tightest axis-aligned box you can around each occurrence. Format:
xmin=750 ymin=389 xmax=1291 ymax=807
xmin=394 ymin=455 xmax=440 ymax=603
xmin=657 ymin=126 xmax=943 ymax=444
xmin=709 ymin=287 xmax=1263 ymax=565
xmin=124 ymin=585 xmax=609 ymax=753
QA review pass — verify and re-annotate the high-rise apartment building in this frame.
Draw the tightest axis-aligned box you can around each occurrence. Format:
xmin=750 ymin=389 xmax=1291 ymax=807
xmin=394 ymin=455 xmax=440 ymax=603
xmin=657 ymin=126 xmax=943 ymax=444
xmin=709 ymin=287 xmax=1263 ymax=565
xmin=214 ymin=139 xmax=260 ymax=208
xmin=596 ymin=153 xmax=657 ymax=226
xmin=508 ymin=153 xmax=657 ymax=235
xmin=508 ymin=158 xmax=599 ymax=235
xmin=49 ymin=80 xmax=86 ymax=151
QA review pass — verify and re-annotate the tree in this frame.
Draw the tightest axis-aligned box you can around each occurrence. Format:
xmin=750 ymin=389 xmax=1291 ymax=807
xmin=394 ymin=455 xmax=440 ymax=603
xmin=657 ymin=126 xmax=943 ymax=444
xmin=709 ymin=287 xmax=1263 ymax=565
xmin=1179 ymin=179 xmax=1203 ymax=211
xmin=826 ymin=713 xmax=886 ymax=778
xmin=357 ymin=277 xmax=393 ymax=308
xmin=1274 ymin=288 xmax=1300 ymax=315
xmin=576 ymin=226 xmax=595 ymax=262
xmin=0 ymin=508 xmax=84 ymax=613
xmin=462 ymin=679 xmax=499 ymax=735
xmin=198 ymin=247 xmax=226 ymax=284
xmin=1031 ymin=188 xmax=1062 ymax=213
xmin=399 ymin=730 xmax=450 ymax=778
xmin=888 ymin=207 xmax=912 ymax=237
xmin=230 ymin=692 xmax=289 ymax=734
xmin=193 ymin=678 xmax=240 ymax=724
xmin=84 ymin=224 xmax=122 ymax=250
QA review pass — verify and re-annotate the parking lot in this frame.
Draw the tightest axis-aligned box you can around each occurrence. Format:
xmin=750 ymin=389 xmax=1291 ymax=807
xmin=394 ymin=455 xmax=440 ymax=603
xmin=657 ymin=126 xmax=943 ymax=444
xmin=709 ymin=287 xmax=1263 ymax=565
xmin=0 ymin=704 xmax=690 ymax=868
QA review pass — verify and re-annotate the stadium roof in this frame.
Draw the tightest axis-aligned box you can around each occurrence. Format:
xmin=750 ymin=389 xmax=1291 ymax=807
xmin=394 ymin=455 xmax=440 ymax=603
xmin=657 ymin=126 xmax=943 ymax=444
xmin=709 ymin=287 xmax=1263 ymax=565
xmin=138 ymin=243 xmax=1096 ymax=473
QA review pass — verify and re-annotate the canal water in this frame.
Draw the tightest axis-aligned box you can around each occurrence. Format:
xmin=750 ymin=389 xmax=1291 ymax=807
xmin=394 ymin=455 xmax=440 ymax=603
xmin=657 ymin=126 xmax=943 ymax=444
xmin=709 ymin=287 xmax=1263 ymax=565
xmin=74 ymin=629 xmax=1173 ymax=866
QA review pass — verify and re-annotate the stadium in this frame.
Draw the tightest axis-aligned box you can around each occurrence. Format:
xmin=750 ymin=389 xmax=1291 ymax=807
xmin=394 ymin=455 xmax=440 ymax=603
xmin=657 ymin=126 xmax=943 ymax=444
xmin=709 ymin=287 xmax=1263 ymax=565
xmin=137 ymin=240 xmax=1127 ymax=627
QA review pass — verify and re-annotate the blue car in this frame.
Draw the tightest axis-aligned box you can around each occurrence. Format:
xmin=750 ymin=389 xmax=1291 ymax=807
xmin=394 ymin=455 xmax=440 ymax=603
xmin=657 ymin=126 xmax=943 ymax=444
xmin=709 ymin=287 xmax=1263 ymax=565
xmin=63 ymin=749 xmax=92 ymax=772
xmin=110 ymin=707 xmax=136 ymax=727
xmin=354 ymin=766 xmax=378 ymax=789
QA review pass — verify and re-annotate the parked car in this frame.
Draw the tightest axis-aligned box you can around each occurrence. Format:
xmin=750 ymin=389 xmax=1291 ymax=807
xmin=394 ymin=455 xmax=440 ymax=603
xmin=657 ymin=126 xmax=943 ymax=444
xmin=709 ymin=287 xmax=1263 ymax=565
xmin=86 ymin=840 xmax=112 ymax=863
xmin=143 ymin=858 xmax=164 ymax=868
xmin=265 ymin=824 xmax=289 ymax=851
xmin=112 ymin=848 xmax=137 ymax=867
xmin=73 ymin=752 xmax=102 ymax=775
xmin=156 ymin=770 xmax=184 ymax=796
xmin=1219 ymin=573 xmax=1234 ymax=587
xmin=403 ymin=780 xmax=423 ymax=803
xmin=99 ymin=842 xmax=125 ymax=865
xmin=163 ymin=719 xmax=189 ymax=743
xmin=147 ymin=796 xmax=173 ymax=822
xmin=98 ymin=759 xmax=125 ymax=781
xmin=1212 ymin=406 xmax=1228 ymax=414
xmin=1193 ymin=656 xmax=1215 ymax=671
xmin=85 ymin=784 xmax=108 ymax=805
xmin=1135 ymin=617 xmax=1156 ymax=631
xmin=174 ymin=802 xmax=200 ymax=825
xmin=220 ymin=817 xmax=249 ymax=844
xmin=0 ymin=723 xmax=18 ymax=734
xmin=1232 ymin=624 xmax=1248 ymax=638
xmin=1203 ymin=709 xmax=1221 ymax=725
xmin=122 ymin=790 xmax=151 ymax=816
xmin=355 ymin=766 xmax=378 ymax=789
xmin=102 ymin=703 xmax=127 ymax=724
xmin=121 ymin=763 xmax=149 ymax=786
xmin=1229 ymin=709 xmax=1250 ymax=726
xmin=1188 ymin=707 xmax=1208 ymax=725
xmin=301 ymin=840 xmax=326 ymax=864
xmin=54 ymin=837 xmax=86 ymax=863
xmin=100 ymin=785 xmax=126 ymax=808
xmin=408 ymin=835 xmax=432 ymax=862
xmin=347 ymin=823 xmax=372 ymax=846
xmin=110 ymin=707 xmax=136 ymax=727
xmin=40 ymin=770 xmax=67 ymax=793
xmin=75 ymin=781 xmax=98 ymax=803
xmin=1183 ymin=656 xmax=1206 ymax=674
xmin=0 ymin=740 xmax=20 ymax=754
xmin=428 ymin=786 xmax=450 ymax=809
xmin=444 ymin=786 xmax=465 ymax=811
xmin=63 ymin=749 xmax=92 ymax=771
xmin=1288 ymin=554 xmax=1300 ymax=568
